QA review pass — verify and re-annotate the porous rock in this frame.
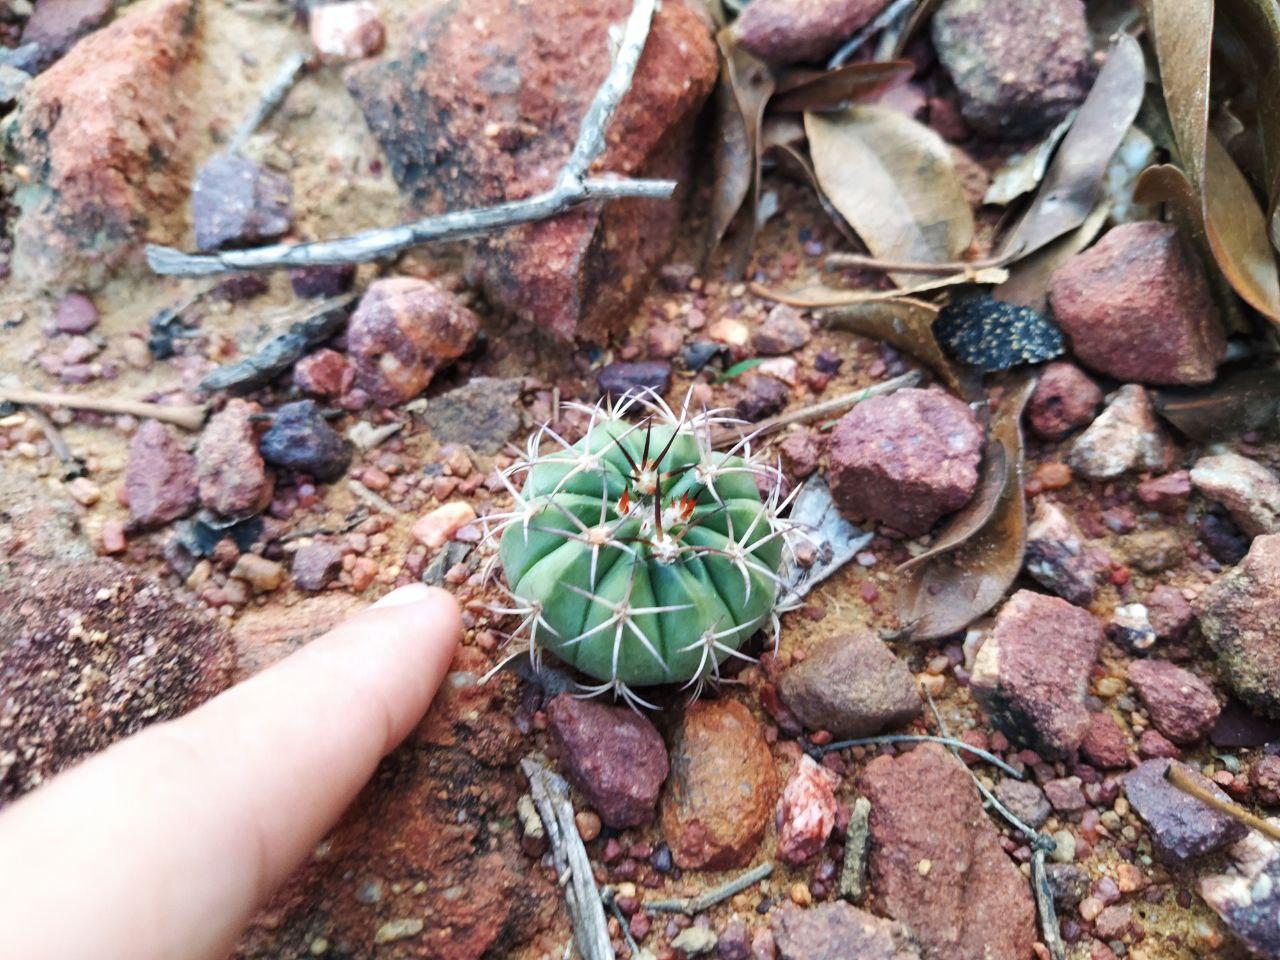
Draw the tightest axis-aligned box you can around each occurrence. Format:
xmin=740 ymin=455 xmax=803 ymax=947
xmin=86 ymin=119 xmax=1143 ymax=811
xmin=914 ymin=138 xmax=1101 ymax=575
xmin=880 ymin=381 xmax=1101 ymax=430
xmin=195 ymin=399 xmax=273 ymax=517
xmin=125 ymin=419 xmax=198 ymax=527
xmin=1127 ymin=659 xmax=1220 ymax=745
xmin=1190 ymin=452 xmax=1280 ymax=538
xmin=772 ymin=901 xmax=921 ymax=960
xmin=1069 ymin=385 xmax=1170 ymax=481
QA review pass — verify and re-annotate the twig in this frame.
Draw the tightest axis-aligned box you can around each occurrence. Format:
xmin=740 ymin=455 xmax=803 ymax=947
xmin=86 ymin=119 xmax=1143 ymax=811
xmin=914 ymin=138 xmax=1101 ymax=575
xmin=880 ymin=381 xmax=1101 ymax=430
xmin=1165 ymin=764 xmax=1280 ymax=842
xmin=711 ymin=371 xmax=921 ymax=448
xmin=751 ymin=269 xmax=1009 ymax=308
xmin=827 ymin=0 xmax=918 ymax=68
xmin=346 ymin=479 xmax=400 ymax=516
xmin=816 ymin=733 xmax=1023 ymax=779
xmin=21 ymin=403 xmax=86 ymax=477
xmin=147 ymin=0 xmax=672 ymax=278
xmin=228 ymin=51 xmax=308 ymax=154
xmin=601 ymin=888 xmax=644 ymax=958
xmin=644 ymin=862 xmax=773 ymax=915
xmin=824 ymin=251 xmax=1017 ymax=275
xmin=0 ymin=387 xmax=208 ymax=431
xmin=522 ymin=758 xmax=615 ymax=960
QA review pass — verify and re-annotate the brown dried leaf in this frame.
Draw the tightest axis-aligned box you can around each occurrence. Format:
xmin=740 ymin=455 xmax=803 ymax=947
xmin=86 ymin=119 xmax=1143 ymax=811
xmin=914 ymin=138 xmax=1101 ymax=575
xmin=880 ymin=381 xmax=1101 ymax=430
xmin=1153 ymin=367 xmax=1280 ymax=441
xmin=823 ymin=298 xmax=982 ymax=402
xmin=993 ymin=202 xmax=1110 ymax=312
xmin=899 ymin=439 xmax=1008 ymax=573
xmin=1149 ymin=0 xmax=1212 ymax=191
xmin=805 ymin=105 xmax=974 ymax=287
xmin=998 ymin=34 xmax=1145 ymax=260
xmin=770 ymin=60 xmax=913 ymax=114
xmin=896 ymin=373 xmax=1037 ymax=642
xmin=754 ymin=268 xmax=1008 ymax=308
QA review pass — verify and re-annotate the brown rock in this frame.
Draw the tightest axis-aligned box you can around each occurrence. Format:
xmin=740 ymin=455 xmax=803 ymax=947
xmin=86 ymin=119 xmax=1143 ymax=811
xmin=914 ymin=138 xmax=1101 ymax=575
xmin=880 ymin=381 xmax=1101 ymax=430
xmin=1190 ymin=452 xmax=1280 ymax=537
xmin=1137 ymin=470 xmax=1192 ymax=512
xmin=191 ymin=153 xmax=292 ymax=252
xmin=1026 ymin=361 xmax=1103 ymax=441
xmin=661 ymin=699 xmax=778 ymax=870
xmin=195 ymin=399 xmax=273 ymax=517
xmin=345 ymin=277 xmax=479 ymax=405
xmin=1069 ymin=385 xmax=1171 ymax=481
xmin=778 ymin=428 xmax=821 ymax=480
xmin=1049 ymin=222 xmax=1226 ymax=385
xmin=292 ymin=348 xmax=354 ymax=397
xmin=827 ymin=387 xmax=983 ymax=536
xmin=773 ymin=902 xmax=921 ymax=960
xmin=1079 ymin=711 xmax=1132 ymax=769
xmin=860 ymin=744 xmax=1037 ymax=960
xmin=1024 ymin=499 xmax=1104 ymax=606
xmin=290 ymin=541 xmax=344 ymax=592
xmin=753 ymin=304 xmax=812 ymax=355
xmin=345 ymin=0 xmax=717 ymax=341
xmin=1124 ymin=759 xmax=1248 ymax=865
xmin=778 ymin=632 xmax=921 ymax=738
xmin=733 ymin=0 xmax=890 ymax=65
xmin=970 ymin=589 xmax=1103 ymax=759
xmin=9 ymin=0 xmax=195 ymax=291
xmin=125 ymin=419 xmax=198 ymax=527
xmin=1198 ymin=534 xmax=1280 ymax=719
xmin=735 ymin=373 xmax=790 ymax=421
xmin=1146 ymin=585 xmax=1196 ymax=644
xmin=1127 ymin=659 xmax=1220 ymax=745
xmin=21 ymin=0 xmax=114 ymax=71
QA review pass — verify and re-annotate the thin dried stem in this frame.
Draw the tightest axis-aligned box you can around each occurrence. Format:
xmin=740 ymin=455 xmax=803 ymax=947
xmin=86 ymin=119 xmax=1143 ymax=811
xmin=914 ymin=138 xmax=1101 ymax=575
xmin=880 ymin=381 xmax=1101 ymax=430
xmin=824 ymin=250 xmax=1018 ymax=274
xmin=644 ymin=862 xmax=774 ymax=915
xmin=0 ymin=387 xmax=208 ymax=431
xmin=229 ymin=51 xmax=307 ymax=154
xmin=1165 ymin=764 xmax=1280 ymax=841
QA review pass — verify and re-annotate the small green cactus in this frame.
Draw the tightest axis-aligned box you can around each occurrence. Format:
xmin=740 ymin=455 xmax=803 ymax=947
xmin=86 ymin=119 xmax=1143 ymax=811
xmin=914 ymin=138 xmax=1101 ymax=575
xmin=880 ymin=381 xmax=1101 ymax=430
xmin=492 ymin=392 xmax=799 ymax=707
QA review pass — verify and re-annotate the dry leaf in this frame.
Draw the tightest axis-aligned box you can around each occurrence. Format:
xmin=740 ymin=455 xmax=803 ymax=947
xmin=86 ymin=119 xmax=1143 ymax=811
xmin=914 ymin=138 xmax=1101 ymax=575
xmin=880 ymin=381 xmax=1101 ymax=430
xmin=994 ymin=202 xmax=1110 ymax=312
xmin=1149 ymin=0 xmax=1212 ymax=190
xmin=983 ymin=114 xmax=1075 ymax=207
xmin=998 ymin=34 xmax=1145 ymax=260
xmin=770 ymin=60 xmax=913 ymax=114
xmin=1153 ymin=367 xmax=1280 ymax=441
xmin=805 ymin=105 xmax=974 ymax=287
xmin=896 ymin=374 xmax=1037 ymax=642
xmin=899 ymin=440 xmax=1008 ymax=572
xmin=753 ymin=267 xmax=1008 ymax=308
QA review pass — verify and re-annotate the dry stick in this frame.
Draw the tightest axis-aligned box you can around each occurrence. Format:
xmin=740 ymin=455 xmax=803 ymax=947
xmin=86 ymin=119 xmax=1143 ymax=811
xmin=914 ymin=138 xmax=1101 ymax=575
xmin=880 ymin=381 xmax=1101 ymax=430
xmin=21 ymin=403 xmax=84 ymax=474
xmin=147 ymin=0 xmax=670 ymax=278
xmin=710 ymin=370 xmax=921 ymax=449
xmin=522 ymin=758 xmax=615 ymax=960
xmin=827 ymin=0 xmax=918 ymax=68
xmin=645 ymin=861 xmax=774 ymax=915
xmin=824 ymin=251 xmax=1017 ymax=275
xmin=228 ymin=51 xmax=308 ymax=154
xmin=1165 ymin=764 xmax=1280 ymax=842
xmin=817 ymin=733 xmax=1023 ymax=779
xmin=0 ymin=387 xmax=208 ymax=431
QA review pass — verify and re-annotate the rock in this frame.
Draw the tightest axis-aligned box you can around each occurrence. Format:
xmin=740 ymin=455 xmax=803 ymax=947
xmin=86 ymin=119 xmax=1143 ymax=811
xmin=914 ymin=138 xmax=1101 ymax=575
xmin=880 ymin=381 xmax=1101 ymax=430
xmin=860 ymin=744 xmax=1037 ymax=960
xmin=839 ymin=796 xmax=872 ymax=902
xmin=259 ymin=400 xmax=353 ymax=482
xmin=597 ymin=360 xmax=672 ymax=398
xmin=1137 ymin=471 xmax=1192 ymax=512
xmin=672 ymin=928 xmax=718 ymax=956
xmin=412 ymin=502 xmax=476 ymax=550
xmin=292 ymin=349 xmax=354 ymax=397
xmin=970 ymin=589 xmax=1103 ymax=759
xmin=1043 ymin=776 xmax=1086 ymax=812
xmin=8 ymin=0 xmax=195 ymax=291
xmin=1200 ymin=513 xmax=1252 ymax=566
xmin=993 ymin=779 xmax=1051 ymax=829
xmin=1107 ymin=602 xmax=1156 ymax=654
xmin=345 ymin=0 xmax=717 ymax=341
xmin=192 ymin=153 xmax=292 ymax=252
xmin=1190 ymin=452 xmax=1280 ymax=537
xmin=1079 ymin=712 xmax=1131 ymax=769
xmin=0 ymin=556 xmax=233 ymax=802
xmin=1127 ymin=659 xmax=1219 ymax=745
xmin=777 ymin=755 xmax=840 ymax=866
xmin=21 ymin=0 xmax=114 ymax=71
xmin=1069 ymin=385 xmax=1170 ymax=481
xmin=1049 ymin=222 xmax=1225 ymax=385
xmin=1045 ymin=863 xmax=1090 ymax=907
xmin=1146 ymin=585 xmax=1196 ymax=644
xmin=777 ymin=632 xmax=921 ymax=738
xmin=931 ymin=0 xmax=1091 ymax=139
xmin=1198 ymin=534 xmax=1280 ymax=719
xmin=827 ymin=388 xmax=983 ymax=536
xmin=754 ymin=305 xmax=812 ymax=355
xmin=419 ymin=377 xmax=523 ymax=455
xmin=1138 ymin=729 xmax=1182 ymax=760
xmin=125 ymin=419 xmax=198 ymax=527
xmin=309 ymin=0 xmax=384 ymax=61
xmin=346 ymin=278 xmax=479 ymax=405
xmin=778 ymin=429 xmax=821 ymax=480
xmin=735 ymin=373 xmax=790 ymax=421
xmin=732 ymin=0 xmax=891 ymax=66
xmin=1023 ymin=499 xmax=1103 ymax=606
xmin=1211 ymin=701 xmax=1280 ymax=749
xmin=1123 ymin=759 xmax=1248 ymax=865
xmin=1200 ymin=824 xmax=1280 ymax=960
xmin=288 ymin=263 xmax=356 ymax=298
xmin=546 ymin=693 xmax=668 ymax=829
xmin=230 ymin=553 xmax=284 ymax=593
xmin=1252 ymin=756 xmax=1280 ymax=806
xmin=1025 ymin=361 xmax=1102 ymax=441
xmin=661 ymin=699 xmax=778 ymax=870
xmin=1121 ymin=528 xmax=1184 ymax=573
xmin=195 ymin=399 xmax=273 ymax=517
xmin=772 ymin=902 xmax=921 ymax=960
xmin=718 ymin=919 xmax=751 ymax=960
xmin=1094 ymin=905 xmax=1132 ymax=941
xmin=291 ymin=540 xmax=344 ymax=592
xmin=53 ymin=291 xmax=98 ymax=333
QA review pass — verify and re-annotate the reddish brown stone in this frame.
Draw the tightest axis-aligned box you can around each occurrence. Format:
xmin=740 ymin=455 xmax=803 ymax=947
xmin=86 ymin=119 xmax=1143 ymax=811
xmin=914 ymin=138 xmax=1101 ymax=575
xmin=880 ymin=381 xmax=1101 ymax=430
xmin=292 ymin=348 xmax=355 ymax=397
xmin=827 ymin=388 xmax=983 ymax=536
xmin=970 ymin=590 xmax=1103 ymax=759
xmin=776 ymin=754 xmax=840 ymax=866
xmin=860 ymin=744 xmax=1037 ymax=960
xmin=1026 ymin=361 xmax=1102 ymax=441
xmin=660 ymin=699 xmax=778 ymax=870
xmin=778 ymin=428 xmax=822 ymax=480
xmin=1251 ymin=755 xmax=1280 ymax=806
xmin=1050 ymin=222 xmax=1226 ymax=385
xmin=753 ymin=304 xmax=812 ymax=354
xmin=196 ymin=399 xmax=274 ymax=517
xmin=125 ymin=419 xmax=198 ymax=527
xmin=1137 ymin=471 xmax=1192 ymax=512
xmin=1079 ymin=711 xmax=1131 ymax=769
xmin=1124 ymin=759 xmax=1248 ymax=865
xmin=290 ymin=540 xmax=344 ymax=592
xmin=1146 ymin=585 xmax=1196 ymax=644
xmin=21 ymin=0 xmax=114 ymax=71
xmin=733 ymin=0 xmax=890 ymax=65
xmin=773 ymin=902 xmax=921 ymax=960
xmin=344 ymin=0 xmax=717 ymax=341
xmin=346 ymin=278 xmax=479 ymax=405
xmin=9 ymin=0 xmax=196 ymax=291
xmin=1127 ymin=659 xmax=1220 ymax=745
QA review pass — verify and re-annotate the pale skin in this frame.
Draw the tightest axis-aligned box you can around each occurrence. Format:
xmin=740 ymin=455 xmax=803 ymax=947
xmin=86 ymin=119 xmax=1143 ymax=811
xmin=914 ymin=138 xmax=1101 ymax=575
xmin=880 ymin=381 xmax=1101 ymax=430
xmin=0 ymin=583 xmax=462 ymax=960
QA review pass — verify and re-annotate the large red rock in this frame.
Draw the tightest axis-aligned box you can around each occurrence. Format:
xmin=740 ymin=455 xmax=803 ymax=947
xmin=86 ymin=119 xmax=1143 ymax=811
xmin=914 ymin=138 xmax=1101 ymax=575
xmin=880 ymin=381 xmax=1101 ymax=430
xmin=1049 ymin=222 xmax=1226 ymax=385
xmin=8 ymin=0 xmax=196 ymax=291
xmin=733 ymin=0 xmax=891 ymax=66
xmin=826 ymin=388 xmax=983 ymax=536
xmin=196 ymin=399 xmax=274 ymax=517
xmin=125 ymin=419 xmax=198 ymax=527
xmin=660 ymin=699 xmax=778 ymax=870
xmin=970 ymin=589 xmax=1103 ymax=759
xmin=344 ymin=0 xmax=717 ymax=341
xmin=859 ymin=744 xmax=1037 ymax=960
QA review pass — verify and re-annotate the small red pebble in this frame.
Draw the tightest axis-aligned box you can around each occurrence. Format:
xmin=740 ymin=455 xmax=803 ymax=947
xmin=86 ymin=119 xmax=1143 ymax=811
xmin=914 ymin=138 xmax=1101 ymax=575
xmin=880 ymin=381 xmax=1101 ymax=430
xmin=1110 ymin=566 xmax=1131 ymax=586
xmin=810 ymin=730 xmax=833 ymax=746
xmin=350 ymin=556 xmax=378 ymax=592
xmin=100 ymin=519 xmax=127 ymax=554
xmin=859 ymin=580 xmax=879 ymax=603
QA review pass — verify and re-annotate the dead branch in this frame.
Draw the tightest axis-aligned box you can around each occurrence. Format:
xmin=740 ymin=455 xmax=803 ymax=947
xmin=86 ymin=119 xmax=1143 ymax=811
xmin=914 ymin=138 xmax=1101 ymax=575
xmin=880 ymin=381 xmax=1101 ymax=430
xmin=644 ymin=861 xmax=774 ymax=915
xmin=229 ymin=51 xmax=308 ymax=154
xmin=0 ymin=387 xmax=208 ymax=431
xmin=146 ymin=0 xmax=673 ymax=278
xmin=816 ymin=732 xmax=1023 ymax=778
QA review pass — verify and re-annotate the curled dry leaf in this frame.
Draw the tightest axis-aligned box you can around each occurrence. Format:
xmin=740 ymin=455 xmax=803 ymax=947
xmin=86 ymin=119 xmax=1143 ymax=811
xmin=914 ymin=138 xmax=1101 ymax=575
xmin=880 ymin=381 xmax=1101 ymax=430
xmin=752 ymin=267 xmax=1008 ymax=309
xmin=998 ymin=33 xmax=1145 ymax=261
xmin=899 ymin=439 xmax=1007 ymax=572
xmin=770 ymin=60 xmax=913 ymax=114
xmin=983 ymin=114 xmax=1075 ymax=207
xmin=1153 ymin=367 xmax=1280 ymax=441
xmin=896 ymin=373 xmax=1037 ymax=642
xmin=805 ymin=105 xmax=974 ymax=287
xmin=1148 ymin=0 xmax=1211 ymax=191
xmin=823 ymin=297 xmax=982 ymax=401
xmin=762 ymin=116 xmax=860 ymax=247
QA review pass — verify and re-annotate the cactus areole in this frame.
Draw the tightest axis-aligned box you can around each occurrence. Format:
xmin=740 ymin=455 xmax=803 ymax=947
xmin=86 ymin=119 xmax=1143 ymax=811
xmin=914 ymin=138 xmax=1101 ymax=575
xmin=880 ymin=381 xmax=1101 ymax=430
xmin=495 ymin=393 xmax=796 ymax=705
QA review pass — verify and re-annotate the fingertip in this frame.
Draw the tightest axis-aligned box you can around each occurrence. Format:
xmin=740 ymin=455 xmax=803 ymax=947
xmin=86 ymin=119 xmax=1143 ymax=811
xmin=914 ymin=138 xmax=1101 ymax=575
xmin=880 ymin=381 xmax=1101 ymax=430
xmin=372 ymin=582 xmax=437 ymax=609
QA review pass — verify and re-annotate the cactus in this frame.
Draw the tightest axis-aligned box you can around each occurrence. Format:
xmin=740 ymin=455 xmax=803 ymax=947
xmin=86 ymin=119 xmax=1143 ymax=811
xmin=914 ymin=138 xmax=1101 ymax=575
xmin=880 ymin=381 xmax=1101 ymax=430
xmin=491 ymin=392 xmax=799 ymax=707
